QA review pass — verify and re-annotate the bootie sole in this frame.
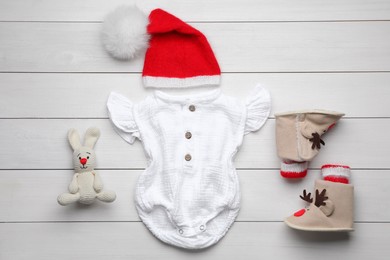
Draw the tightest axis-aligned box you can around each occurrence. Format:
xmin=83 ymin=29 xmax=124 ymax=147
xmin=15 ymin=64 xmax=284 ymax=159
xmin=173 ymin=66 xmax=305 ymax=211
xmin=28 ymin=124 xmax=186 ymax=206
xmin=285 ymin=220 xmax=354 ymax=232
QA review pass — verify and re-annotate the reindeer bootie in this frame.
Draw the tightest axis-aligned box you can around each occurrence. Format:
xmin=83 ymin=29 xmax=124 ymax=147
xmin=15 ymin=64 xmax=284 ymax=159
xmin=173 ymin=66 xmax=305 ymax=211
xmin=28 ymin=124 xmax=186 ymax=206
xmin=285 ymin=165 xmax=354 ymax=231
xmin=275 ymin=110 xmax=344 ymax=178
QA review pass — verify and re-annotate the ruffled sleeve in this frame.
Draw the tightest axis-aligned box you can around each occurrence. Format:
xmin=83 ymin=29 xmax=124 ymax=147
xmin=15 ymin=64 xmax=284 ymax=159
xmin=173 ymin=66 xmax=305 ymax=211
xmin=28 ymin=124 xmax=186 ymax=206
xmin=244 ymin=84 xmax=271 ymax=135
xmin=107 ymin=92 xmax=140 ymax=144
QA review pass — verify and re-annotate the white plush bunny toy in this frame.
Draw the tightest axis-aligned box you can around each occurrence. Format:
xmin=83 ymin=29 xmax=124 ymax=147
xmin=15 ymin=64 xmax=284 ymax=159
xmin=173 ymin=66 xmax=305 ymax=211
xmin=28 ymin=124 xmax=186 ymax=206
xmin=57 ymin=127 xmax=116 ymax=206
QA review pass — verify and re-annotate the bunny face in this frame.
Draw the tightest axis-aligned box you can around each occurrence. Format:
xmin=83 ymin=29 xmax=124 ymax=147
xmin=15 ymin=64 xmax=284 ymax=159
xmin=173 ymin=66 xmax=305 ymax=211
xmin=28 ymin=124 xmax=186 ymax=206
xmin=72 ymin=147 xmax=97 ymax=173
xmin=68 ymin=127 xmax=100 ymax=173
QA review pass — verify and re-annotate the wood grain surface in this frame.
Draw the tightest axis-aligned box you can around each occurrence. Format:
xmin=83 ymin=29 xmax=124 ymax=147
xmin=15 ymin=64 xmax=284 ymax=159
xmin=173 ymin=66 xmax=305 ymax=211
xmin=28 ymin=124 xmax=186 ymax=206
xmin=0 ymin=0 xmax=389 ymax=259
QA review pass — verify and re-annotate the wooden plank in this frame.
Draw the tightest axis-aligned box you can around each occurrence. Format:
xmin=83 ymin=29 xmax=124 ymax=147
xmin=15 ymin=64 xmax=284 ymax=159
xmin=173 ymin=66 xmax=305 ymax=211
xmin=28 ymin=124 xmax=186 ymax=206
xmin=0 ymin=169 xmax=387 ymax=222
xmin=1 ymin=73 xmax=390 ymax=118
xmin=0 ymin=118 xmax=388 ymax=169
xmin=0 ymin=222 xmax=389 ymax=260
xmin=1 ymin=0 xmax=390 ymax=22
xmin=1 ymin=22 xmax=389 ymax=72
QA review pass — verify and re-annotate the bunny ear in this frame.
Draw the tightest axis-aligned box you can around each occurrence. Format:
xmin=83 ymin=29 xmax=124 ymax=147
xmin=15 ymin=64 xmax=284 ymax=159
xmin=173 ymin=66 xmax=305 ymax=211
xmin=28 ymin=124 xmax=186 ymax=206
xmin=68 ymin=129 xmax=82 ymax=151
xmin=84 ymin=127 xmax=100 ymax=148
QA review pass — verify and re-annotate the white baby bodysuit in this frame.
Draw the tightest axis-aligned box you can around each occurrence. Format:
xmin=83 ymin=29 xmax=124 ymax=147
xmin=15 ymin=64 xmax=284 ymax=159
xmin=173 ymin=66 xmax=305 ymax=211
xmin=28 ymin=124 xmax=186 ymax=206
xmin=107 ymin=85 xmax=271 ymax=249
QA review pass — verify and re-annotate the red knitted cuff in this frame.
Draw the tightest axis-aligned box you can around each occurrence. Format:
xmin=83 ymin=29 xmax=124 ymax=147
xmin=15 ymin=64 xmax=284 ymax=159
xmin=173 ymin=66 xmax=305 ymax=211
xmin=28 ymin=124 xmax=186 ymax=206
xmin=280 ymin=161 xmax=308 ymax=178
xmin=321 ymin=164 xmax=351 ymax=184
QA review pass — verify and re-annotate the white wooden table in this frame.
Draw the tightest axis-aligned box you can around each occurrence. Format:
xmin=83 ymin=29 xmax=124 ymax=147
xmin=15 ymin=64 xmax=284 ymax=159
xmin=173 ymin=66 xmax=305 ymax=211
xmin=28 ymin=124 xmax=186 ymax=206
xmin=1 ymin=1 xmax=390 ymax=259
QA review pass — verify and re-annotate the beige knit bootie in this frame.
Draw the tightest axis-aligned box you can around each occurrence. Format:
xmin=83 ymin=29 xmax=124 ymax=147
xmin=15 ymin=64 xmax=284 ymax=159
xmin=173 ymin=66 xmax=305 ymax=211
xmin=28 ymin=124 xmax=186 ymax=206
xmin=285 ymin=165 xmax=354 ymax=231
xmin=275 ymin=110 xmax=344 ymax=178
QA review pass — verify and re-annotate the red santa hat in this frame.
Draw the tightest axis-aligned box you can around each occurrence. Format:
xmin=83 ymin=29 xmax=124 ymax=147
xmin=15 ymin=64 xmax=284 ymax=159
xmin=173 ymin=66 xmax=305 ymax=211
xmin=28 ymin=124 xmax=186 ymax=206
xmin=101 ymin=6 xmax=221 ymax=88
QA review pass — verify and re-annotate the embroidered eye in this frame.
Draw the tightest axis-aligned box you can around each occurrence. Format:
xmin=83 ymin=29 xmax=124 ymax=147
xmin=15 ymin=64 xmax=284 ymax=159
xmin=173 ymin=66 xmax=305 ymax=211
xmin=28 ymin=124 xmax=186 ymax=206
xmin=87 ymin=156 xmax=89 ymax=159
xmin=79 ymin=157 xmax=81 ymax=160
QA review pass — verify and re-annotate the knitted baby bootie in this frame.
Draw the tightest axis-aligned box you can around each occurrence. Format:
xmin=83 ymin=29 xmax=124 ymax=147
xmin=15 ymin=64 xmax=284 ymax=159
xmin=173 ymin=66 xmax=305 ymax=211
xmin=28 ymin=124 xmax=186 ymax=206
xmin=285 ymin=164 xmax=354 ymax=231
xmin=275 ymin=110 xmax=344 ymax=178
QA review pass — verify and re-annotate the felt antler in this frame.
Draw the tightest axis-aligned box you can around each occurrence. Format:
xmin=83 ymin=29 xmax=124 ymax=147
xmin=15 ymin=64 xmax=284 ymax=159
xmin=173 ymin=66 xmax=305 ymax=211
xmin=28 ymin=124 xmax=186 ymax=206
xmin=309 ymin=132 xmax=325 ymax=150
xmin=300 ymin=189 xmax=313 ymax=203
xmin=314 ymin=189 xmax=328 ymax=207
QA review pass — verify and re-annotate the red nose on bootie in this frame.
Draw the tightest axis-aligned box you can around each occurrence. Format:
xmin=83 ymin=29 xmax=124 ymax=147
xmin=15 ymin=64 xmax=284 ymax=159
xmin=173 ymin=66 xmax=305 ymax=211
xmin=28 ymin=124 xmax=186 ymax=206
xmin=80 ymin=158 xmax=87 ymax=165
xmin=294 ymin=209 xmax=306 ymax=217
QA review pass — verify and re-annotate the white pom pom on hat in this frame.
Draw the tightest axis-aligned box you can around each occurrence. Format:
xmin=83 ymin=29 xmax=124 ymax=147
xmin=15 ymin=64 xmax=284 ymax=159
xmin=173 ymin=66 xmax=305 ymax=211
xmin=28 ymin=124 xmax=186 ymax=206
xmin=101 ymin=5 xmax=150 ymax=60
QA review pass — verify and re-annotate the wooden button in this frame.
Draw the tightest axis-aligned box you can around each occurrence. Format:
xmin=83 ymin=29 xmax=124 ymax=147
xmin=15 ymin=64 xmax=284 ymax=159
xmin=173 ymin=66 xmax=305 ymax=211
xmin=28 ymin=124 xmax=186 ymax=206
xmin=185 ymin=154 xmax=192 ymax=161
xmin=189 ymin=105 xmax=196 ymax=112
xmin=185 ymin=132 xmax=192 ymax=139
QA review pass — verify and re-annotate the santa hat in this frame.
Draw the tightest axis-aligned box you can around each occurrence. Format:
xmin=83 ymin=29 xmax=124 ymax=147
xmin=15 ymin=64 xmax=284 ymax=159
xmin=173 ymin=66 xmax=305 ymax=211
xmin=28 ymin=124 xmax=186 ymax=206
xmin=101 ymin=6 xmax=221 ymax=88
xmin=321 ymin=164 xmax=351 ymax=184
